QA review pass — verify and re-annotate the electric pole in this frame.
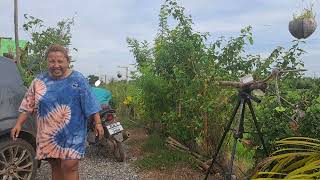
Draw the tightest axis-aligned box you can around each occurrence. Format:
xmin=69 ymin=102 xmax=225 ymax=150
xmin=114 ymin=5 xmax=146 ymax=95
xmin=117 ymin=66 xmax=129 ymax=82
xmin=14 ymin=0 xmax=20 ymax=64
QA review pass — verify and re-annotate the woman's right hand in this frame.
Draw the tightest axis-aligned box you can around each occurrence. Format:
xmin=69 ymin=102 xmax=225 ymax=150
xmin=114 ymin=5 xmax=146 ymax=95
xmin=11 ymin=112 xmax=29 ymax=141
xmin=11 ymin=124 xmax=22 ymax=141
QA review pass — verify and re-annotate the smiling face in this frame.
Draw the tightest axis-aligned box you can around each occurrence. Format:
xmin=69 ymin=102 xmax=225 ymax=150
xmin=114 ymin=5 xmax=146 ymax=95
xmin=47 ymin=51 xmax=70 ymax=79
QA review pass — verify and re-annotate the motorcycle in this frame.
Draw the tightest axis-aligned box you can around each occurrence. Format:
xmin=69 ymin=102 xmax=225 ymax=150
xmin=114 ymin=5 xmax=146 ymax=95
xmin=87 ymin=106 xmax=128 ymax=162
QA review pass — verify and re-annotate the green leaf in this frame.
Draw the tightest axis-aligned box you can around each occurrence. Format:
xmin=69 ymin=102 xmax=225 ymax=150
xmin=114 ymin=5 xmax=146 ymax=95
xmin=275 ymin=106 xmax=286 ymax=112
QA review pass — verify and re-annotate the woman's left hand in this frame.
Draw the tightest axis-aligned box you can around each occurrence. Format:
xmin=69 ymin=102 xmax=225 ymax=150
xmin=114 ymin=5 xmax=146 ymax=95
xmin=95 ymin=123 xmax=104 ymax=140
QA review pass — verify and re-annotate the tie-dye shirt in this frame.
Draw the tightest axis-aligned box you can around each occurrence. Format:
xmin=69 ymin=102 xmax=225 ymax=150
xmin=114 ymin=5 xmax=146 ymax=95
xmin=19 ymin=71 xmax=100 ymax=160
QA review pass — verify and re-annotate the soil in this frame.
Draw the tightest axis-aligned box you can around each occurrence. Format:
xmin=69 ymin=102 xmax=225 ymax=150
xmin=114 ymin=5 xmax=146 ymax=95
xmin=125 ymin=128 xmax=223 ymax=180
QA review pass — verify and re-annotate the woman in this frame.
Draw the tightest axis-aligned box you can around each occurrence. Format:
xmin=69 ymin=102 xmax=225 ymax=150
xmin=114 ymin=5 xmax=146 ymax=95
xmin=11 ymin=45 xmax=104 ymax=180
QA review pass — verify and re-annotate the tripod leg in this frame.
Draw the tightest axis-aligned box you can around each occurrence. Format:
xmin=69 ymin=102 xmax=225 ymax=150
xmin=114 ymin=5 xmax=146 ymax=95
xmin=227 ymin=138 xmax=238 ymax=180
xmin=204 ymin=98 xmax=242 ymax=180
xmin=227 ymin=99 xmax=245 ymax=180
xmin=247 ymin=100 xmax=269 ymax=156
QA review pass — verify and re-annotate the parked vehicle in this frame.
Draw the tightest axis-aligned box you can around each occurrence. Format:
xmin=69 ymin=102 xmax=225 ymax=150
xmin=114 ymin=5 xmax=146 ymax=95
xmin=0 ymin=56 xmax=38 ymax=179
xmin=87 ymin=106 xmax=128 ymax=162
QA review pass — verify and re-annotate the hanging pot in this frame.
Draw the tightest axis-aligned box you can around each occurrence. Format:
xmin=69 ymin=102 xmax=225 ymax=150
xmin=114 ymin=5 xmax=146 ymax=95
xmin=117 ymin=72 xmax=122 ymax=78
xmin=288 ymin=18 xmax=317 ymax=39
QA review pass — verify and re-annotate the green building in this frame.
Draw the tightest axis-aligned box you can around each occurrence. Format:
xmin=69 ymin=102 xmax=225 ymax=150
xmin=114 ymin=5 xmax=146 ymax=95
xmin=0 ymin=37 xmax=27 ymax=57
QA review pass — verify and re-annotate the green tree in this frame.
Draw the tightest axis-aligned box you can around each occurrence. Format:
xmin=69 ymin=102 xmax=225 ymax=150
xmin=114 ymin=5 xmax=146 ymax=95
xmin=127 ymin=0 xmax=306 ymax=158
xmin=87 ymin=75 xmax=100 ymax=86
xmin=19 ymin=14 xmax=75 ymax=86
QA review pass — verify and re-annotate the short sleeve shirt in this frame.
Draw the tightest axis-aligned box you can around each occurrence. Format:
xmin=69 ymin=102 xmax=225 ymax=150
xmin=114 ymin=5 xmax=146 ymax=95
xmin=19 ymin=71 xmax=101 ymax=160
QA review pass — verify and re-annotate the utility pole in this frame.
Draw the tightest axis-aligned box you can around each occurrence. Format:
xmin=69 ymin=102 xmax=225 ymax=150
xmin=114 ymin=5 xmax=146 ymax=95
xmin=14 ymin=0 xmax=20 ymax=64
xmin=117 ymin=64 xmax=135 ymax=82
xmin=117 ymin=66 xmax=129 ymax=82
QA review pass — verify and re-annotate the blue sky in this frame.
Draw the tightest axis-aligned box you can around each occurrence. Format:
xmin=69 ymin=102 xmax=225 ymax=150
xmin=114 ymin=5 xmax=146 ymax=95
xmin=1 ymin=0 xmax=319 ymax=79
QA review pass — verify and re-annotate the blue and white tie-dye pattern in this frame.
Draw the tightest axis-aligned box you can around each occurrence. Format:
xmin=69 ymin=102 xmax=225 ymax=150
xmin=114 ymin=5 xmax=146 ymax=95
xmin=19 ymin=71 xmax=101 ymax=160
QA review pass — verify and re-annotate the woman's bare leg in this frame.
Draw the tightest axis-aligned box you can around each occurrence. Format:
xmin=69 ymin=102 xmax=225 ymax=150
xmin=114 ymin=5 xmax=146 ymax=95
xmin=47 ymin=158 xmax=63 ymax=180
xmin=61 ymin=159 xmax=80 ymax=180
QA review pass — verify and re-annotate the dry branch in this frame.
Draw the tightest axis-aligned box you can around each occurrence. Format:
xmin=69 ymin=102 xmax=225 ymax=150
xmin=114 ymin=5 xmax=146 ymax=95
xmin=165 ymin=136 xmax=216 ymax=173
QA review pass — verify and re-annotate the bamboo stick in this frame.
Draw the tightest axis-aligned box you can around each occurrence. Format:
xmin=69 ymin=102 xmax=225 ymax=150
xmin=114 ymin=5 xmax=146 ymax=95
xmin=165 ymin=138 xmax=213 ymax=173
xmin=166 ymin=137 xmax=205 ymax=159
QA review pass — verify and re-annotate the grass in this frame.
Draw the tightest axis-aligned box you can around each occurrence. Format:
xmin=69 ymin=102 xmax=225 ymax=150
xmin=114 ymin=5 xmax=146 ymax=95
xmin=293 ymin=5 xmax=316 ymax=20
xmin=134 ymin=134 xmax=196 ymax=170
xmin=118 ymin=115 xmax=142 ymax=129
xmin=225 ymin=134 xmax=256 ymax=177
xmin=235 ymin=141 xmax=255 ymax=172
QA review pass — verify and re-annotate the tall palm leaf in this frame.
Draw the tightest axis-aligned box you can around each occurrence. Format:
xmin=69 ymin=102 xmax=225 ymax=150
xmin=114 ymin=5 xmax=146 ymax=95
xmin=253 ymin=137 xmax=320 ymax=179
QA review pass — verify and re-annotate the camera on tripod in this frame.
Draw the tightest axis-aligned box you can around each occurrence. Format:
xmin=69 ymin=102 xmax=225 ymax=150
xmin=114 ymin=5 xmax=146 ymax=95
xmin=205 ymin=68 xmax=306 ymax=180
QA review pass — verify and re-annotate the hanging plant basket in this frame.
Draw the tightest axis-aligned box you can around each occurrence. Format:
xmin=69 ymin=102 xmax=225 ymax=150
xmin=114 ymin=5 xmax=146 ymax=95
xmin=289 ymin=18 xmax=317 ymax=39
xmin=288 ymin=5 xmax=317 ymax=39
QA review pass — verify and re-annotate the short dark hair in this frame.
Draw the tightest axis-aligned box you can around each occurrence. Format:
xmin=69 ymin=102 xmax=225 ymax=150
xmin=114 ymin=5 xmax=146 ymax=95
xmin=45 ymin=44 xmax=70 ymax=62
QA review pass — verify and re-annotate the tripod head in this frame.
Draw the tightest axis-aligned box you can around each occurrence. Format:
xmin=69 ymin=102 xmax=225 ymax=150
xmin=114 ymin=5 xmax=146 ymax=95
xmin=218 ymin=68 xmax=307 ymax=92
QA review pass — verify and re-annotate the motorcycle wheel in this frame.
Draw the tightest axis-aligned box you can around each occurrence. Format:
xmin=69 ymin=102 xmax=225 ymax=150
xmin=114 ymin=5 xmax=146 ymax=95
xmin=114 ymin=141 xmax=126 ymax=162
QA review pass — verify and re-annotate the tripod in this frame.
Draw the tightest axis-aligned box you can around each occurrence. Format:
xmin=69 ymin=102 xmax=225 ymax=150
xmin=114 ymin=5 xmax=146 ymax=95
xmin=204 ymin=88 xmax=269 ymax=180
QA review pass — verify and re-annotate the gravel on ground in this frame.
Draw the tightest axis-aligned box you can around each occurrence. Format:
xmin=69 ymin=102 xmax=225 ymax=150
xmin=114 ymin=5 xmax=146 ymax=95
xmin=35 ymin=144 xmax=140 ymax=180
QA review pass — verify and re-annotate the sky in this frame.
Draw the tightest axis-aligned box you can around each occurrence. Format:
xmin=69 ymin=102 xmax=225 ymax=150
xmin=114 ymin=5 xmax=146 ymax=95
xmin=1 ymin=0 xmax=319 ymax=80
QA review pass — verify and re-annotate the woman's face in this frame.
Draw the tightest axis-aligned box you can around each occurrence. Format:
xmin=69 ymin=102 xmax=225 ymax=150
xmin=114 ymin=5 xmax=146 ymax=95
xmin=47 ymin=51 xmax=69 ymax=79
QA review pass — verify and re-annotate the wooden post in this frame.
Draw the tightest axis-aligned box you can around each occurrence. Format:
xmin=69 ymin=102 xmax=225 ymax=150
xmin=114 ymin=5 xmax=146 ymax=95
xmin=14 ymin=0 xmax=20 ymax=64
xmin=275 ymin=74 xmax=281 ymax=106
xmin=203 ymin=80 xmax=209 ymax=152
xmin=204 ymin=111 xmax=208 ymax=152
xmin=178 ymin=100 xmax=181 ymax=117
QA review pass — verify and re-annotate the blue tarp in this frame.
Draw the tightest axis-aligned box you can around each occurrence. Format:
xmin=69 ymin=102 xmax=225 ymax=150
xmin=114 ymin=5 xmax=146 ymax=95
xmin=91 ymin=87 xmax=112 ymax=105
